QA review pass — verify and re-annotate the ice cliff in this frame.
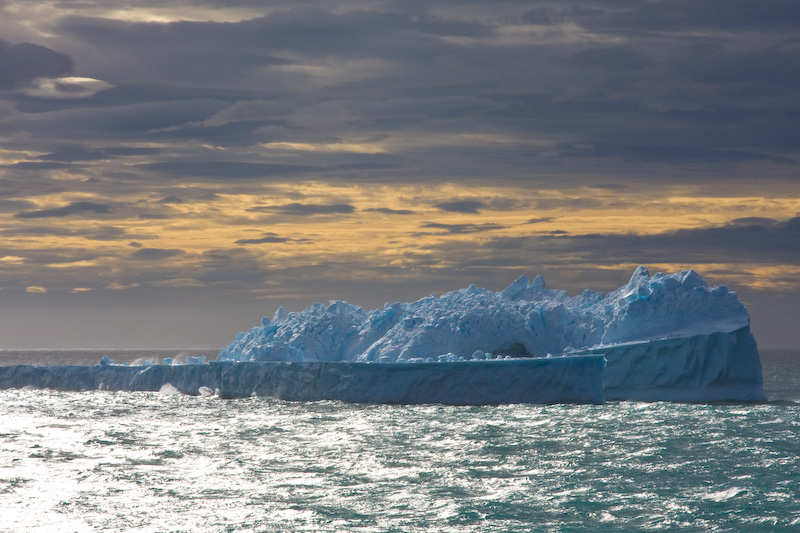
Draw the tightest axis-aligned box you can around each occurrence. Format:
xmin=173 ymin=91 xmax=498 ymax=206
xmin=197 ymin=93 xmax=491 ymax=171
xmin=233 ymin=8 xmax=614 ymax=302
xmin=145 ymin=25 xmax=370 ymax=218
xmin=0 ymin=356 xmax=606 ymax=404
xmin=0 ymin=267 xmax=766 ymax=403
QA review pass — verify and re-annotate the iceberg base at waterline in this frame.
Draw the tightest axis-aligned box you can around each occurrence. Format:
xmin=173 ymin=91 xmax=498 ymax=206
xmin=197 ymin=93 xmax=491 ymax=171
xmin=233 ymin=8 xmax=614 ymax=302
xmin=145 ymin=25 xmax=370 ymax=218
xmin=0 ymin=355 xmax=607 ymax=405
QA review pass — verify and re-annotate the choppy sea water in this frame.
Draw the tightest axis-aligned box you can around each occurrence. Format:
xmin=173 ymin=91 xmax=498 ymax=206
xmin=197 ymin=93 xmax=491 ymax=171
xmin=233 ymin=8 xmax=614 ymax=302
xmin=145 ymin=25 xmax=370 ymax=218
xmin=0 ymin=350 xmax=798 ymax=532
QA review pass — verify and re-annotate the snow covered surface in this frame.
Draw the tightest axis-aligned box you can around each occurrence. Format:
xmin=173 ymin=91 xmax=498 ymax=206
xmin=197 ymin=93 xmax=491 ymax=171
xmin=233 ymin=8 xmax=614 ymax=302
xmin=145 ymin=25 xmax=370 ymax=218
xmin=219 ymin=266 xmax=753 ymax=364
xmin=0 ymin=267 xmax=766 ymax=403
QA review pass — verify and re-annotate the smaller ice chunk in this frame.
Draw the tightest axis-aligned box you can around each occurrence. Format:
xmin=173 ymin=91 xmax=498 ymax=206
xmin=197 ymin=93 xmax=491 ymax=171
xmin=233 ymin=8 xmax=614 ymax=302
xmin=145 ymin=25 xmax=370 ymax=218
xmin=159 ymin=383 xmax=180 ymax=395
xmin=500 ymin=275 xmax=530 ymax=300
xmin=273 ymin=306 xmax=288 ymax=322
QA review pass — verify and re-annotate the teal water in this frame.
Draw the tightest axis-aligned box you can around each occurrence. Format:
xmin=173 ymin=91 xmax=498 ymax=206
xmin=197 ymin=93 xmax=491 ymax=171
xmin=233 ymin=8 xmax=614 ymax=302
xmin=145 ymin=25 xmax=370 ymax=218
xmin=0 ymin=350 xmax=797 ymax=532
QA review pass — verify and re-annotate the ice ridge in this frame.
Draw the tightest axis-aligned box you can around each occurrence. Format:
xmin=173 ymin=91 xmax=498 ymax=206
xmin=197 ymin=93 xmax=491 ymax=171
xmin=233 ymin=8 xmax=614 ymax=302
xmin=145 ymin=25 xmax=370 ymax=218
xmin=218 ymin=266 xmax=751 ymax=364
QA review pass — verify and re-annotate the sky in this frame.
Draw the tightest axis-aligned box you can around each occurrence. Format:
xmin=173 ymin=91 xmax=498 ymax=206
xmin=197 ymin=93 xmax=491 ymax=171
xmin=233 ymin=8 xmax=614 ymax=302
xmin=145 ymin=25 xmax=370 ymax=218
xmin=0 ymin=0 xmax=798 ymax=350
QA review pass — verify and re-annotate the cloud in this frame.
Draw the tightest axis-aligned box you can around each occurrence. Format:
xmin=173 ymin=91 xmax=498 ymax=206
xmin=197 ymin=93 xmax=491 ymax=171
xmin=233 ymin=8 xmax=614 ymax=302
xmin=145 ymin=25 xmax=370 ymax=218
xmin=641 ymin=217 xmax=800 ymax=263
xmin=235 ymin=235 xmax=289 ymax=245
xmin=36 ymin=146 xmax=159 ymax=163
xmin=558 ymin=142 xmax=797 ymax=166
xmin=14 ymin=201 xmax=113 ymax=219
xmin=57 ymin=9 xmax=488 ymax=69
xmin=131 ymin=248 xmax=185 ymax=260
xmin=158 ymin=196 xmax=183 ymax=204
xmin=2 ymin=2 xmax=797 ymax=185
xmin=4 ymin=161 xmax=74 ymax=171
xmin=420 ymin=222 xmax=507 ymax=234
xmin=576 ymin=0 xmax=800 ymax=32
xmin=248 ymin=203 xmax=355 ymax=216
xmin=0 ymin=224 xmax=133 ymax=241
xmin=365 ymin=207 xmax=416 ymax=215
xmin=484 ymin=217 xmax=800 ymax=266
xmin=0 ymin=40 xmax=73 ymax=90
xmin=434 ymin=201 xmax=488 ymax=214
xmin=107 ymin=282 xmax=139 ymax=290
xmin=533 ymin=197 xmax=607 ymax=210
xmin=25 ymin=286 xmax=47 ymax=294
xmin=728 ymin=217 xmax=781 ymax=226
xmin=21 ymin=76 xmax=112 ymax=99
xmin=235 ymin=232 xmax=311 ymax=245
xmin=137 ymin=161 xmax=311 ymax=180
xmin=565 ymin=46 xmax=652 ymax=72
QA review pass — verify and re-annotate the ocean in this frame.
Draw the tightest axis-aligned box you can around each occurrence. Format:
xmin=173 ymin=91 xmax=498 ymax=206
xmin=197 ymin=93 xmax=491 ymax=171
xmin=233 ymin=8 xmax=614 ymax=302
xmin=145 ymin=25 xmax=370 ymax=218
xmin=0 ymin=350 xmax=798 ymax=532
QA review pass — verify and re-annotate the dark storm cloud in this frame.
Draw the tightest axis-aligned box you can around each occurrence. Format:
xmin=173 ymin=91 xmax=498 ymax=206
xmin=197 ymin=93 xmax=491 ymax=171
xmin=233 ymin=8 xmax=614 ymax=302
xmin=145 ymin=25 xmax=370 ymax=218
xmin=434 ymin=201 xmax=488 ymax=214
xmin=0 ymin=40 xmax=73 ymax=90
xmin=14 ymin=201 xmax=113 ymax=219
xmin=248 ymin=203 xmax=356 ymax=216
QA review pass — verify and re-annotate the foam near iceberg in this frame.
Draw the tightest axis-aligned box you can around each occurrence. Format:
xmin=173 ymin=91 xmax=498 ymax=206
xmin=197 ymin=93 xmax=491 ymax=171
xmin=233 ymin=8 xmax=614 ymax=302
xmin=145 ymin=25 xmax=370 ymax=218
xmin=0 ymin=267 xmax=766 ymax=403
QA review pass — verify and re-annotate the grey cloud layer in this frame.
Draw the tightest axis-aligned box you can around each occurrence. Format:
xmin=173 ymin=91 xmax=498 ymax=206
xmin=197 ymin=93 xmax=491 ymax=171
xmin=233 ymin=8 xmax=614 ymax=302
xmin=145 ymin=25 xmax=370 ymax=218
xmin=0 ymin=0 xmax=796 ymax=189
xmin=0 ymin=0 xmax=797 ymax=278
xmin=469 ymin=218 xmax=800 ymax=269
xmin=0 ymin=40 xmax=72 ymax=89
xmin=15 ymin=201 xmax=113 ymax=219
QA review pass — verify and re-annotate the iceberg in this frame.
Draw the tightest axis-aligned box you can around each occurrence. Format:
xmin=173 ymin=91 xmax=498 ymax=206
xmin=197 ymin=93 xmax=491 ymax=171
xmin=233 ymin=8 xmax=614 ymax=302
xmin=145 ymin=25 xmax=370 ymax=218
xmin=215 ymin=266 xmax=765 ymax=402
xmin=0 ymin=267 xmax=766 ymax=403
